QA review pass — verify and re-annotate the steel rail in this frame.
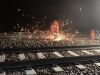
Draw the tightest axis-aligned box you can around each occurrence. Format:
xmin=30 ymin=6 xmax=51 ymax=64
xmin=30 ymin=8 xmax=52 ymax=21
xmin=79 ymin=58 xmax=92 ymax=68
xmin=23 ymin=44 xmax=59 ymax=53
xmin=0 ymin=45 xmax=100 ymax=53
xmin=1 ymin=55 xmax=100 ymax=69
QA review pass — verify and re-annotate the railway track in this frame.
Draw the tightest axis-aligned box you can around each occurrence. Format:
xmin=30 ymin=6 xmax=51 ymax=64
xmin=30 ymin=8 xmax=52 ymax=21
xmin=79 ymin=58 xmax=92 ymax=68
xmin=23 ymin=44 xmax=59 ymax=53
xmin=3 ymin=48 xmax=100 ymax=62
xmin=0 ymin=45 xmax=100 ymax=72
xmin=0 ymin=45 xmax=100 ymax=69
xmin=1 ymin=60 xmax=100 ymax=75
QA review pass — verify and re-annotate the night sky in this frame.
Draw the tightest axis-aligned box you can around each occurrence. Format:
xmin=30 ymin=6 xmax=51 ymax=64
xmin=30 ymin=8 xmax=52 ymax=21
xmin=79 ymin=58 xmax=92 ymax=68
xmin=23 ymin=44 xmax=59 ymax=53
xmin=0 ymin=0 xmax=100 ymax=33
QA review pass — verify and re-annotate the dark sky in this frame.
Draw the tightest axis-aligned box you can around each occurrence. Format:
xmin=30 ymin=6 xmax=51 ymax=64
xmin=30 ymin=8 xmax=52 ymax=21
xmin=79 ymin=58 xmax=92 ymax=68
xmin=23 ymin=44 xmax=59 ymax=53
xmin=0 ymin=0 xmax=100 ymax=33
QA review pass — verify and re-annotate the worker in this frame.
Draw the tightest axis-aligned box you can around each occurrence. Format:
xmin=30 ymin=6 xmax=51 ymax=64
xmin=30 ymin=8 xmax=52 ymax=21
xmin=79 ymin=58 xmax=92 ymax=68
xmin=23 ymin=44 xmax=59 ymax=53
xmin=51 ymin=20 xmax=59 ymax=36
xmin=91 ymin=30 xmax=95 ymax=40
